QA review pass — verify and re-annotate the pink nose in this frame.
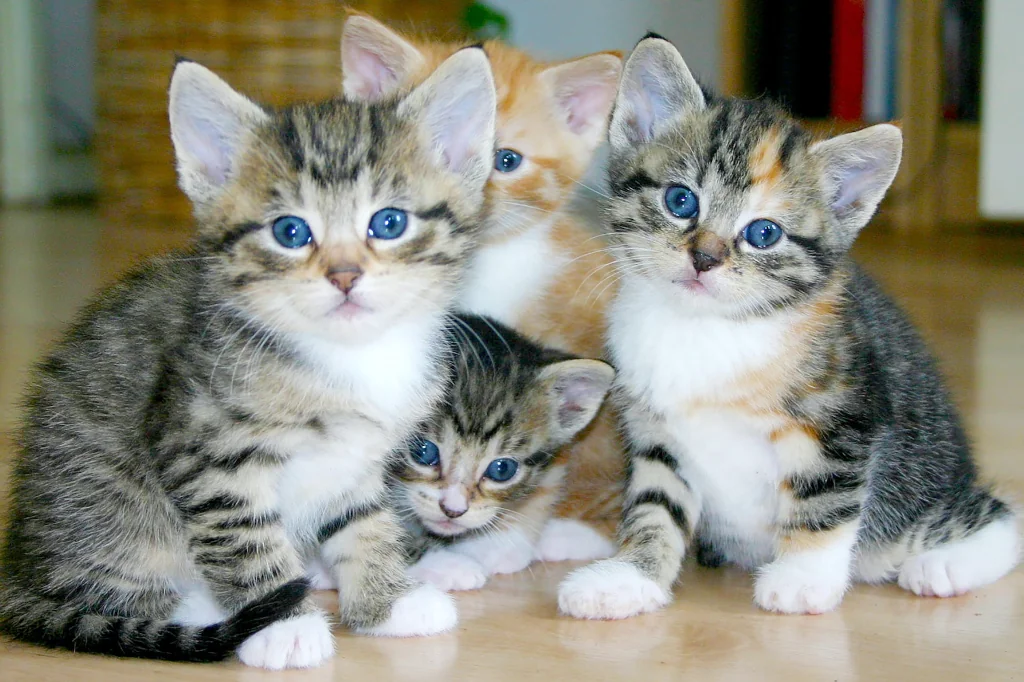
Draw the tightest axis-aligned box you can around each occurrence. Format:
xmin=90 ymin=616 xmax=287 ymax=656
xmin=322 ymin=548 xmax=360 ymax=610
xmin=328 ymin=268 xmax=362 ymax=294
xmin=439 ymin=501 xmax=466 ymax=518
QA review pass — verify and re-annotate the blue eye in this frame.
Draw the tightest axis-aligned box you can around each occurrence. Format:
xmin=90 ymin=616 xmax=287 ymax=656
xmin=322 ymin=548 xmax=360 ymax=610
xmin=743 ymin=219 xmax=784 ymax=249
xmin=271 ymin=216 xmax=313 ymax=249
xmin=484 ymin=458 xmax=518 ymax=482
xmin=665 ymin=185 xmax=699 ymax=219
xmin=494 ymin=149 xmax=523 ymax=173
xmin=368 ymin=208 xmax=408 ymax=240
xmin=411 ymin=438 xmax=440 ymax=466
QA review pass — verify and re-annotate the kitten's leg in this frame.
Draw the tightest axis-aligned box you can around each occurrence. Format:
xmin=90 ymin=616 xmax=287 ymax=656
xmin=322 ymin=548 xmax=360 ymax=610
xmin=319 ymin=487 xmax=456 ymax=637
xmin=895 ymin=494 xmax=1020 ymax=598
xmin=558 ymin=445 xmax=698 ymax=620
xmin=534 ymin=518 xmax=616 ymax=563
xmin=755 ymin=520 xmax=859 ymax=614
xmin=408 ymin=549 xmax=489 ymax=592
xmin=174 ymin=453 xmax=332 ymax=669
xmin=754 ymin=426 xmax=864 ymax=615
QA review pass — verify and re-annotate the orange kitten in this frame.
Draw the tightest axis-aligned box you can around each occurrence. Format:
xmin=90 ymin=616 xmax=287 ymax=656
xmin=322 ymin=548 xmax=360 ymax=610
xmin=341 ymin=14 xmax=624 ymax=518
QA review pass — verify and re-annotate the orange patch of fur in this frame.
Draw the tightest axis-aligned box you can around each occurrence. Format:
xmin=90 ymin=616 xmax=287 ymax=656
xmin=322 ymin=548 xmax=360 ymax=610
xmin=779 ymin=522 xmax=856 ymax=553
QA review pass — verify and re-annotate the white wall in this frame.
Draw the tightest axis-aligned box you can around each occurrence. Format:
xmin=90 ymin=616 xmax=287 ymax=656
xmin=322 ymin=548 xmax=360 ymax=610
xmin=487 ymin=0 xmax=721 ymax=86
xmin=979 ymin=0 xmax=1024 ymax=219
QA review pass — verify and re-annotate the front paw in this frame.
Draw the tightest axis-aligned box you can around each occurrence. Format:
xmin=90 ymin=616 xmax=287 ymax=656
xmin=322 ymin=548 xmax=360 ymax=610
xmin=535 ymin=518 xmax=616 ymax=563
xmin=358 ymin=584 xmax=458 ymax=637
xmin=236 ymin=612 xmax=334 ymax=670
xmin=408 ymin=550 xmax=488 ymax=592
xmin=754 ymin=559 xmax=849 ymax=614
xmin=558 ymin=559 xmax=669 ymax=620
xmin=453 ymin=533 xmax=534 ymax=576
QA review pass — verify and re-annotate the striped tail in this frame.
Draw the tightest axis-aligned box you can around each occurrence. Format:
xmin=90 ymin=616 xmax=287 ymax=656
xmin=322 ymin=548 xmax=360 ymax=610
xmin=0 ymin=579 xmax=308 ymax=663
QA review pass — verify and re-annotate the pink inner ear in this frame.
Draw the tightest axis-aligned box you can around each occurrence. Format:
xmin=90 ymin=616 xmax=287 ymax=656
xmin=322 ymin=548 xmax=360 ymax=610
xmin=561 ymin=80 xmax=616 ymax=134
xmin=344 ymin=48 xmax=397 ymax=100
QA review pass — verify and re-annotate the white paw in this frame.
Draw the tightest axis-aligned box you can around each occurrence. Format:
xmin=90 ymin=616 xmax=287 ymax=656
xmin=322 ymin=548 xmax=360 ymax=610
xmin=236 ymin=612 xmax=334 ymax=670
xmin=754 ymin=560 xmax=849 ymax=614
xmin=305 ymin=556 xmax=336 ymax=591
xmin=452 ymin=531 xmax=534 ymax=576
xmin=408 ymin=550 xmax=488 ymax=592
xmin=898 ymin=516 xmax=1021 ymax=598
xmin=557 ymin=560 xmax=669 ymax=620
xmin=535 ymin=518 xmax=616 ymax=563
xmin=359 ymin=584 xmax=458 ymax=637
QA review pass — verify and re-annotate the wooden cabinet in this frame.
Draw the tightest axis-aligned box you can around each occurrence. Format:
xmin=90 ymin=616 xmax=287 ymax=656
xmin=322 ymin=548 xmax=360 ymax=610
xmin=96 ymin=1 xmax=470 ymax=231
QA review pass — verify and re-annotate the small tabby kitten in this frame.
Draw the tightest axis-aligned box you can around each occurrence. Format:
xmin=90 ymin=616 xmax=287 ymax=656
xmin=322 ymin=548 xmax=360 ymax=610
xmin=559 ymin=35 xmax=1020 ymax=619
xmin=399 ymin=315 xmax=615 ymax=592
xmin=0 ymin=49 xmax=496 ymax=669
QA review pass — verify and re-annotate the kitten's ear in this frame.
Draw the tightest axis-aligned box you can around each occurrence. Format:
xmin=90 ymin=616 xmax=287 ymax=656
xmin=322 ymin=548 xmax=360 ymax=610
xmin=610 ymin=35 xmax=705 ymax=150
xmin=341 ymin=13 xmax=425 ymax=100
xmin=810 ymin=123 xmax=903 ymax=244
xmin=537 ymin=359 xmax=615 ymax=443
xmin=169 ymin=60 xmax=268 ymax=205
xmin=399 ymin=48 xmax=496 ymax=191
xmin=540 ymin=52 xmax=623 ymax=149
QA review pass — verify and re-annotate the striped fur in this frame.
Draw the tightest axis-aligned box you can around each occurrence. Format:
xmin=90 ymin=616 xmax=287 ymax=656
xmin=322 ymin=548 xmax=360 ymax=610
xmin=393 ymin=315 xmax=614 ymax=590
xmin=559 ymin=36 xmax=1020 ymax=620
xmin=0 ymin=52 xmax=496 ymax=667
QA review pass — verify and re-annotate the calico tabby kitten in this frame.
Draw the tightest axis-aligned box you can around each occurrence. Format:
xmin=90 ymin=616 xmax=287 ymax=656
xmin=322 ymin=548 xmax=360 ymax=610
xmin=559 ymin=35 xmax=1021 ymax=619
xmin=341 ymin=13 xmax=627 ymax=519
xmin=398 ymin=315 xmax=615 ymax=592
xmin=0 ymin=49 xmax=497 ymax=668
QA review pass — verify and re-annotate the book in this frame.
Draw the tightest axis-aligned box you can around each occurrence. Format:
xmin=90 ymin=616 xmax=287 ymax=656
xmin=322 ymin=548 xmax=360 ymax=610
xmin=863 ymin=0 xmax=897 ymax=121
xmin=831 ymin=0 xmax=866 ymax=120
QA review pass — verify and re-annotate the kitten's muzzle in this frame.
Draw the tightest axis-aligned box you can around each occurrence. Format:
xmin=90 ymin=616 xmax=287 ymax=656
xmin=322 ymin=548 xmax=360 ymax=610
xmin=328 ymin=266 xmax=363 ymax=294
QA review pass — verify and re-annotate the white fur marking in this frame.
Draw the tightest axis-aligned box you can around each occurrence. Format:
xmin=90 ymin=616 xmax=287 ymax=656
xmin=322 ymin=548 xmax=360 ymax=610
xmin=558 ymin=560 xmax=669 ymax=620
xmin=451 ymin=528 xmax=535 ymax=575
xmin=408 ymin=549 xmax=488 ymax=592
xmin=170 ymin=583 xmax=228 ymax=627
xmin=236 ymin=612 xmax=334 ymax=670
xmin=359 ymin=584 xmax=458 ymax=637
xmin=754 ymin=526 xmax=857 ymax=614
xmin=897 ymin=516 xmax=1021 ymax=598
xmin=459 ymin=220 xmax=565 ymax=325
xmin=535 ymin=518 xmax=616 ymax=563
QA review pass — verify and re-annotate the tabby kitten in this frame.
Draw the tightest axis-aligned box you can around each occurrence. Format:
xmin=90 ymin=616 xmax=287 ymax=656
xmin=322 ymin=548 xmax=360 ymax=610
xmin=341 ymin=13 xmax=627 ymax=519
xmin=0 ymin=49 xmax=497 ymax=669
xmin=559 ymin=35 xmax=1020 ymax=619
xmin=396 ymin=315 xmax=615 ymax=592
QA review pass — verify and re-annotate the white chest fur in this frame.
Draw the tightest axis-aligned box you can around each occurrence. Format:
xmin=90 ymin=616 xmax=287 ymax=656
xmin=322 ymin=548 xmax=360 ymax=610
xmin=609 ymin=277 xmax=802 ymax=567
xmin=275 ymin=319 xmax=444 ymax=539
xmin=458 ymin=220 xmax=566 ymax=325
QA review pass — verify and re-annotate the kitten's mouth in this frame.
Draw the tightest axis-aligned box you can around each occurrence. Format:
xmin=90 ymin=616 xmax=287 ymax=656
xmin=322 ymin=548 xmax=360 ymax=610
xmin=330 ymin=298 xmax=371 ymax=320
xmin=424 ymin=519 xmax=468 ymax=536
xmin=675 ymin=277 xmax=710 ymax=295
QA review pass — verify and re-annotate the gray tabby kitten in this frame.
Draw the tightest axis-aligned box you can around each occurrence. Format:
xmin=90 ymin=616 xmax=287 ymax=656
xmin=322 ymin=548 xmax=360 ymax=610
xmin=559 ymin=35 xmax=1020 ymax=620
xmin=0 ymin=48 xmax=496 ymax=669
xmin=398 ymin=314 xmax=615 ymax=591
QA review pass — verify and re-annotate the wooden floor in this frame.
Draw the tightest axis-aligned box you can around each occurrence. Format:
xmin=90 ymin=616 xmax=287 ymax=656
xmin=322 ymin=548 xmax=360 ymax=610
xmin=1 ymin=206 xmax=1022 ymax=681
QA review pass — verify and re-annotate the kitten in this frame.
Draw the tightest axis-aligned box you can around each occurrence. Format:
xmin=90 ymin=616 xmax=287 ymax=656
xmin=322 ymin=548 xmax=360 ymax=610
xmin=558 ymin=35 xmax=1021 ymax=620
xmin=396 ymin=314 xmax=616 ymax=592
xmin=0 ymin=49 xmax=497 ymax=669
xmin=341 ymin=13 xmax=627 ymax=520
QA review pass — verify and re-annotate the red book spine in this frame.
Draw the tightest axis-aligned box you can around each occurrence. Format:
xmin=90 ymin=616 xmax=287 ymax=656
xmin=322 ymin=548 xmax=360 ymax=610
xmin=831 ymin=0 xmax=866 ymax=120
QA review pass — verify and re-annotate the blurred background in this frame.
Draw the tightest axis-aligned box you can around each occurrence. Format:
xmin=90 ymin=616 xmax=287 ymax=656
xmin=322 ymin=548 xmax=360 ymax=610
xmin=0 ymin=1 xmax=1022 ymax=460
xmin=1 ymin=0 xmax=1021 ymax=227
